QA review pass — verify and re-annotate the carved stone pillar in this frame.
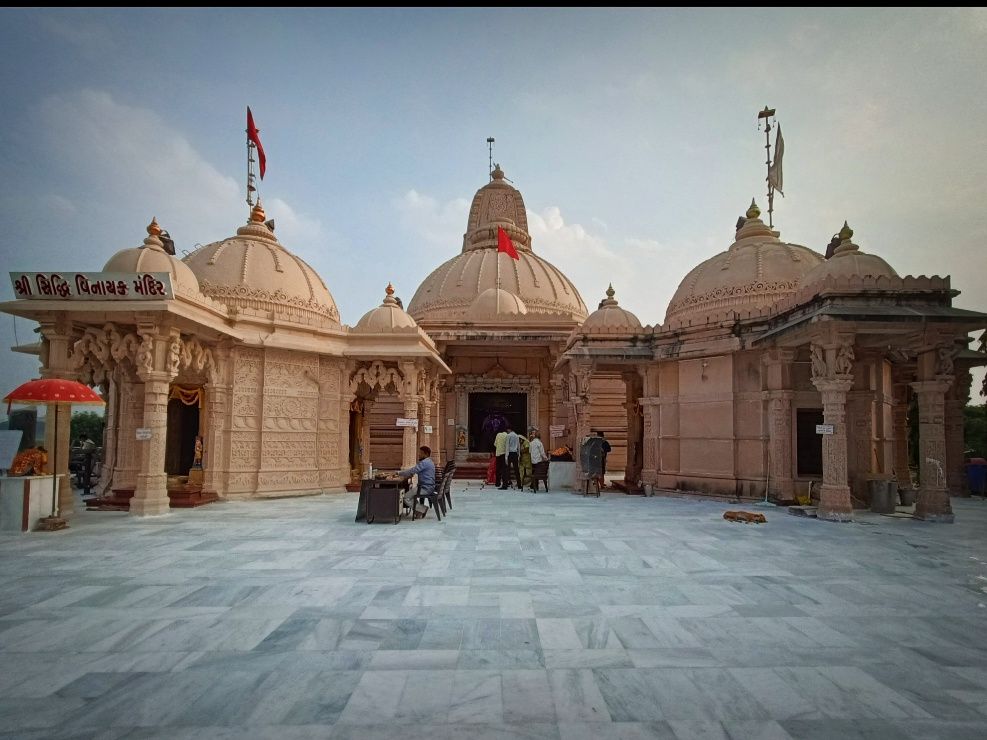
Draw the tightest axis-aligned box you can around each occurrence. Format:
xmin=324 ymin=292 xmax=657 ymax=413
xmin=640 ymin=397 xmax=660 ymax=485
xmin=40 ymin=318 xmax=79 ymax=517
xmin=131 ymin=329 xmax=178 ymax=516
xmin=570 ymin=362 xmax=593 ymax=481
xmin=455 ymin=381 xmax=469 ymax=464
xmin=890 ymin=371 xmax=912 ymax=486
xmin=622 ymin=370 xmax=644 ymax=486
xmin=202 ymin=384 xmax=229 ymax=494
xmin=911 ymin=378 xmax=954 ymax=522
xmin=945 ymin=369 xmax=972 ymax=496
xmin=767 ymin=392 xmax=794 ymax=500
xmin=97 ymin=372 xmax=118 ymax=496
xmin=811 ymin=377 xmax=854 ymax=521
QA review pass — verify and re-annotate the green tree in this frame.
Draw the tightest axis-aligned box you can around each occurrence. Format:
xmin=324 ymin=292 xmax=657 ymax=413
xmin=71 ymin=410 xmax=105 ymax=446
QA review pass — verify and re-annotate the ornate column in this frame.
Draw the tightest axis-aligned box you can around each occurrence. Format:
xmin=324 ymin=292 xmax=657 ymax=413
xmin=202 ymin=345 xmax=231 ymax=495
xmin=399 ymin=361 xmax=421 ymax=470
xmin=131 ymin=326 xmax=178 ymax=516
xmin=39 ymin=317 xmax=79 ymax=517
xmin=846 ymin=356 xmax=877 ymax=503
xmin=455 ymin=380 xmax=469 ymax=464
xmin=570 ymin=361 xmax=593 ymax=481
xmin=945 ymin=369 xmax=972 ymax=496
xmin=763 ymin=348 xmax=796 ymax=501
xmin=622 ymin=370 xmax=644 ymax=486
xmin=890 ymin=367 xmax=912 ymax=487
xmin=810 ymin=338 xmax=855 ymax=522
xmin=911 ymin=343 xmax=957 ymax=521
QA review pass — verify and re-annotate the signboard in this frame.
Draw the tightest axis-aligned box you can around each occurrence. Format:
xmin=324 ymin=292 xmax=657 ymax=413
xmin=423 ymin=425 xmax=433 ymax=434
xmin=10 ymin=272 xmax=174 ymax=301
xmin=815 ymin=424 xmax=834 ymax=435
xmin=396 ymin=418 xmax=419 ymax=428
xmin=549 ymin=424 xmax=565 ymax=438
xmin=447 ymin=418 xmax=455 ymax=426
xmin=135 ymin=428 xmax=152 ymax=440
xmin=0 ymin=430 xmax=24 ymax=471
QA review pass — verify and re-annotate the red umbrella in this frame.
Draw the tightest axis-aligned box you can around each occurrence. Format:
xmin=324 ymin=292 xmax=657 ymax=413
xmin=4 ymin=378 xmax=106 ymax=530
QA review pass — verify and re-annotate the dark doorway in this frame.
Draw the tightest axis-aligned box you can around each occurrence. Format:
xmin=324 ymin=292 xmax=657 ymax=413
xmin=165 ymin=398 xmax=200 ymax=475
xmin=796 ymin=408 xmax=824 ymax=477
xmin=468 ymin=392 xmax=527 ymax=453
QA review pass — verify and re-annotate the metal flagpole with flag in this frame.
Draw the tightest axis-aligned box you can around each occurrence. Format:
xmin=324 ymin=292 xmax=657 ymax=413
xmin=246 ymin=107 xmax=266 ymax=206
xmin=768 ymin=125 xmax=784 ymax=197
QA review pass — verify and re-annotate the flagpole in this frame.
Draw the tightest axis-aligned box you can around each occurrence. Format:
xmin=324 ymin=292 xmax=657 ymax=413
xmin=758 ymin=106 xmax=775 ymax=228
xmin=246 ymin=136 xmax=256 ymax=207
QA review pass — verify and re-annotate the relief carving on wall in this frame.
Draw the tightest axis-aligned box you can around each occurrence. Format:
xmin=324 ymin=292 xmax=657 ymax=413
xmin=349 ymin=360 xmax=403 ymax=396
xmin=935 ymin=343 xmax=959 ymax=379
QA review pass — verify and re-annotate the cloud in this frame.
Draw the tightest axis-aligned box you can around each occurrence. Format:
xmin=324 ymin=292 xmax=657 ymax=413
xmin=527 ymin=206 xmax=687 ymax=325
xmin=394 ymin=189 xmax=469 ymax=253
xmin=31 ymin=89 xmax=323 ymax=259
xmin=38 ymin=13 xmax=114 ymax=54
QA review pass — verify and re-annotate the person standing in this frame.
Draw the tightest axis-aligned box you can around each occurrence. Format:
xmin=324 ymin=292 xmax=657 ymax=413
xmin=529 ymin=430 xmax=548 ymax=492
xmin=505 ymin=425 xmax=521 ymax=490
xmin=597 ymin=430 xmax=612 ymax=487
xmin=494 ymin=428 xmax=509 ymax=489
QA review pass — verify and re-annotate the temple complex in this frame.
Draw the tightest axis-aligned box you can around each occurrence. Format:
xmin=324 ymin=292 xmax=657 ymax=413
xmin=3 ymin=149 xmax=986 ymax=523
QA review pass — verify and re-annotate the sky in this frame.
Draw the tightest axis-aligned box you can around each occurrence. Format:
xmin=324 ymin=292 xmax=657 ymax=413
xmin=1 ymin=7 xmax=985 ymax=422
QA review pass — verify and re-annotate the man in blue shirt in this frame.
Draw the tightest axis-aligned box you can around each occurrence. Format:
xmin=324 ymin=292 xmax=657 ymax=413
xmin=397 ymin=445 xmax=436 ymax=509
xmin=505 ymin=426 xmax=521 ymax=490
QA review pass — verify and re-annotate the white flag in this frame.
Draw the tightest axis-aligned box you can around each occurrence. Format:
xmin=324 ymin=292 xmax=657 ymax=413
xmin=767 ymin=125 xmax=784 ymax=196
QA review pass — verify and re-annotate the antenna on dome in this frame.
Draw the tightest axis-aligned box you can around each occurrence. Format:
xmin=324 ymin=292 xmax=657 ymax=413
xmin=487 ymin=137 xmax=495 ymax=180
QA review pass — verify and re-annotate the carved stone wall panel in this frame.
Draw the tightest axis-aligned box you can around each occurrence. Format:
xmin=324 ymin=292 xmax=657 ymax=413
xmin=257 ymin=469 xmax=320 ymax=490
xmin=229 ymin=432 xmax=261 ymax=470
xmin=260 ymin=433 xmax=317 ymax=470
xmin=226 ymin=471 xmax=257 ymax=492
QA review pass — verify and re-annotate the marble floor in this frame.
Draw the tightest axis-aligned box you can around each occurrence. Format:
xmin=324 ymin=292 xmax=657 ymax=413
xmin=2 ymin=485 xmax=987 ymax=739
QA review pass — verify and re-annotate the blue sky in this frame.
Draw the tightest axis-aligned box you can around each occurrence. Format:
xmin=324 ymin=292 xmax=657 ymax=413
xmin=1 ymin=8 xmax=985 ymax=415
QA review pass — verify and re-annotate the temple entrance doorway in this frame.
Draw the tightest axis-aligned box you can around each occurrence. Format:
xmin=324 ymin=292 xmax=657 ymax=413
xmin=165 ymin=388 xmax=200 ymax=476
xmin=796 ymin=408 xmax=824 ymax=477
xmin=468 ymin=392 xmax=527 ymax=453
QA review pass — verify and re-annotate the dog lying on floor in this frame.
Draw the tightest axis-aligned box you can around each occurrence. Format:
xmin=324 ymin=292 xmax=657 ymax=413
xmin=723 ymin=510 xmax=767 ymax=524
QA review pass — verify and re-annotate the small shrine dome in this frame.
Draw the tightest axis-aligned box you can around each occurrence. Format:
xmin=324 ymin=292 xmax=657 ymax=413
xmin=579 ymin=285 xmax=643 ymax=333
xmin=466 ymin=287 xmax=528 ymax=321
xmin=353 ymin=284 xmax=419 ymax=332
xmin=800 ymin=222 xmax=899 ymax=291
xmin=102 ymin=218 xmax=203 ymax=300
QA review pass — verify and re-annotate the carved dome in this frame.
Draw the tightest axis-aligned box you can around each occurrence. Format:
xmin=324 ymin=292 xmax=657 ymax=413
xmin=665 ymin=201 xmax=824 ymax=325
xmin=580 ymin=285 xmax=643 ymax=333
xmin=800 ymin=222 xmax=898 ymax=291
xmin=183 ymin=202 xmax=340 ymax=328
xmin=407 ymin=166 xmax=588 ymax=324
xmin=467 ymin=287 xmax=528 ymax=322
xmin=103 ymin=219 xmax=203 ymax=301
xmin=354 ymin=284 xmax=418 ymax=332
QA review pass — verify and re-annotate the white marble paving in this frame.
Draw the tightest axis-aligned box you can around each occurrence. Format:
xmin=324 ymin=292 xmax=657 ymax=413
xmin=1 ymin=487 xmax=987 ymax=737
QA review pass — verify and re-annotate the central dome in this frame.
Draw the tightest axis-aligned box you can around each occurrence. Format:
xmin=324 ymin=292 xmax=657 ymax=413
xmin=183 ymin=202 xmax=340 ymax=328
xmin=665 ymin=202 xmax=824 ymax=325
xmin=407 ymin=166 xmax=588 ymax=324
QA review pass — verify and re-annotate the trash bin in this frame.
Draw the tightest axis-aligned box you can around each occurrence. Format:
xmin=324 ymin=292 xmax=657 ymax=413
xmin=869 ymin=478 xmax=896 ymax=514
xmin=967 ymin=458 xmax=987 ymax=497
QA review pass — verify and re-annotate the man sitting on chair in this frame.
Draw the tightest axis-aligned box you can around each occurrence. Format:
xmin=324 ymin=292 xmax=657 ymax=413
xmin=396 ymin=446 xmax=436 ymax=512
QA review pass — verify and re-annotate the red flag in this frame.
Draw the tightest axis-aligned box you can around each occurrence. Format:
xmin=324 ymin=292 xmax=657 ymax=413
xmin=497 ymin=226 xmax=519 ymax=260
xmin=247 ymin=107 xmax=266 ymax=179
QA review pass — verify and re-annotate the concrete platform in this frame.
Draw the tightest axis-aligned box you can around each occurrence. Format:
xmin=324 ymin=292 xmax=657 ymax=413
xmin=2 ymin=486 xmax=987 ymax=738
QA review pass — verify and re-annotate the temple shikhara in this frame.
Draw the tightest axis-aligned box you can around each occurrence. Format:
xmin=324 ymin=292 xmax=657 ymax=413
xmin=3 ymin=113 xmax=986 ymax=523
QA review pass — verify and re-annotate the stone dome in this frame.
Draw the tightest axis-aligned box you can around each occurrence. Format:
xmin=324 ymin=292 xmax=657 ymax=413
xmin=580 ymin=285 xmax=643 ymax=333
xmin=407 ymin=165 xmax=588 ymax=324
xmin=466 ymin=287 xmax=528 ymax=322
xmin=354 ymin=284 xmax=418 ymax=332
xmin=800 ymin=222 xmax=899 ymax=291
xmin=103 ymin=218 xmax=203 ymax=300
xmin=665 ymin=201 xmax=824 ymax=325
xmin=183 ymin=201 xmax=340 ymax=328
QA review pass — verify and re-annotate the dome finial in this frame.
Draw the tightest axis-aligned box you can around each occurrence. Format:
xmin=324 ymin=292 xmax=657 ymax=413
xmin=606 ymin=283 xmax=615 ymax=300
xmin=491 ymin=163 xmax=505 ymax=181
xmin=385 ymin=282 xmax=394 ymax=296
xmin=746 ymin=199 xmax=761 ymax=219
xmin=839 ymin=220 xmax=853 ymax=241
xmin=249 ymin=199 xmax=266 ymax=224
xmin=147 ymin=217 xmax=162 ymax=236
